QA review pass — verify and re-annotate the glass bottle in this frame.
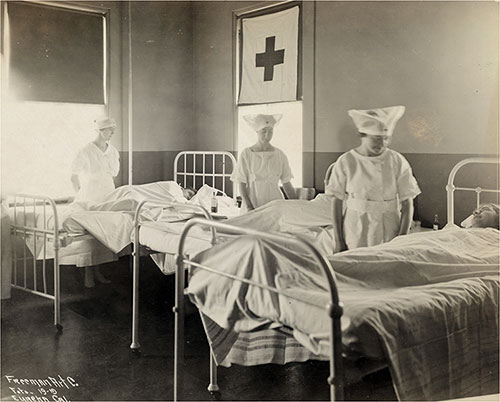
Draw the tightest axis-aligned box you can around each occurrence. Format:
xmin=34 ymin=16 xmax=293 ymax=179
xmin=433 ymin=214 xmax=439 ymax=231
xmin=211 ymin=191 xmax=218 ymax=213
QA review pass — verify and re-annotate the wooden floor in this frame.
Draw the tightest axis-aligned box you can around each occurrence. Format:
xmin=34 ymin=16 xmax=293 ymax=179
xmin=1 ymin=256 xmax=397 ymax=401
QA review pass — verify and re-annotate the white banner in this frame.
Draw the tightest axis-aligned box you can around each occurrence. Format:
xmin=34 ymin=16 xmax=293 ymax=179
xmin=239 ymin=7 xmax=299 ymax=104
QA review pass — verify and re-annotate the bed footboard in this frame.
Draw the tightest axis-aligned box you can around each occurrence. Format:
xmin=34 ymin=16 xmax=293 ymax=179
xmin=130 ymin=201 xmax=215 ymax=351
xmin=173 ymin=218 xmax=344 ymax=402
xmin=9 ymin=194 xmax=63 ymax=331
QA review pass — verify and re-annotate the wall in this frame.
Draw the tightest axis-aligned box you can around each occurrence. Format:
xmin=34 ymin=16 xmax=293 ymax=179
xmin=191 ymin=1 xmax=499 ymax=226
xmin=313 ymin=1 xmax=498 ymax=225
xmin=192 ymin=1 xmax=255 ymax=151
xmin=119 ymin=1 xmax=194 ymax=184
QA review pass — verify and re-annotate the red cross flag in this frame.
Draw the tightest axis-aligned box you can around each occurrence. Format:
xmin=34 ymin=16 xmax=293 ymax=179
xmin=239 ymin=7 xmax=299 ymax=104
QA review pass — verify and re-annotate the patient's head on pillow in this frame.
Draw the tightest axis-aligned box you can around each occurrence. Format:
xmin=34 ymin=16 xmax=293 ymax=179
xmin=182 ymin=187 xmax=197 ymax=200
xmin=471 ymin=203 xmax=500 ymax=229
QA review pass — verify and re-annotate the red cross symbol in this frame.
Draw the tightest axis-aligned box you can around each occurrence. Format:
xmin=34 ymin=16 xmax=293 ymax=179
xmin=255 ymin=36 xmax=285 ymax=82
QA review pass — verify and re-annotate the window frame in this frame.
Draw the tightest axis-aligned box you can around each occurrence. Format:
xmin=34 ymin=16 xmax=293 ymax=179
xmin=231 ymin=1 xmax=304 ymax=186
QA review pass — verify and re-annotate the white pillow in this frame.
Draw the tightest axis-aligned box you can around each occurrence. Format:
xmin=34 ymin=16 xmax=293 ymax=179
xmin=461 ymin=214 xmax=474 ymax=228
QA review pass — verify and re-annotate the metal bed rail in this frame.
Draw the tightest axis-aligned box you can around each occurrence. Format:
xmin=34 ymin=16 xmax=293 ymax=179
xmin=174 ymin=151 xmax=237 ymax=199
xmin=445 ymin=157 xmax=500 ymax=228
xmin=9 ymin=194 xmax=63 ymax=331
xmin=173 ymin=218 xmax=344 ymax=402
xmin=130 ymin=200 xmax=217 ymax=351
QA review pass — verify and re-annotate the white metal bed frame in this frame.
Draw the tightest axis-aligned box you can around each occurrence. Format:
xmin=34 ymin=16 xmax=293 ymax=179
xmin=129 ymin=151 xmax=237 ymax=352
xmin=173 ymin=218 xmax=344 ymax=402
xmin=9 ymin=194 xmax=65 ymax=331
xmin=174 ymin=151 xmax=237 ymax=199
xmin=171 ymin=156 xmax=499 ymax=402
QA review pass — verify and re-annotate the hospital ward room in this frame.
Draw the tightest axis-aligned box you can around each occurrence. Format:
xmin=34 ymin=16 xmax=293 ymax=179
xmin=1 ymin=1 xmax=499 ymax=401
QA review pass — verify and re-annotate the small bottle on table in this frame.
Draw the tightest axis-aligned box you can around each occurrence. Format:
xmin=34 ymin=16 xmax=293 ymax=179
xmin=433 ymin=214 xmax=439 ymax=231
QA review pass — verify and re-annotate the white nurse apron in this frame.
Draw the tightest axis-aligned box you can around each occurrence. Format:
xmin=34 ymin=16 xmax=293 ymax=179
xmin=344 ymin=198 xmax=400 ymax=250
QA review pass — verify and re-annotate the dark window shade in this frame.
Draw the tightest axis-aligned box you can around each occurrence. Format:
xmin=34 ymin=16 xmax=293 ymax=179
xmin=8 ymin=2 xmax=104 ymax=104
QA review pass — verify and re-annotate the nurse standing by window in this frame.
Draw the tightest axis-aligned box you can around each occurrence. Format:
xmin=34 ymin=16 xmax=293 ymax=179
xmin=231 ymin=114 xmax=296 ymax=213
xmin=327 ymin=106 xmax=421 ymax=252
xmin=70 ymin=116 xmax=120 ymax=287
xmin=71 ymin=116 xmax=120 ymax=204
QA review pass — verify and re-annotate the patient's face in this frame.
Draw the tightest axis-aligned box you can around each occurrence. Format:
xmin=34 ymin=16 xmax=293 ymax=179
xmin=471 ymin=205 xmax=499 ymax=228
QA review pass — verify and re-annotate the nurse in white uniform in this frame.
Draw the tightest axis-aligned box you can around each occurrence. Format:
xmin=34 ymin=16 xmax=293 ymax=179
xmin=71 ymin=117 xmax=120 ymax=203
xmin=70 ymin=116 xmax=119 ymax=287
xmin=231 ymin=114 xmax=296 ymax=213
xmin=327 ymin=106 xmax=421 ymax=252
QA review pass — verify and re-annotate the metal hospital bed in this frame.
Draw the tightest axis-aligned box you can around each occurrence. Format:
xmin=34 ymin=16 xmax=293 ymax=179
xmin=130 ymin=157 xmax=340 ymax=352
xmin=8 ymin=195 xmax=120 ymax=331
xmin=8 ymin=151 xmax=238 ymax=331
xmin=129 ymin=151 xmax=237 ymax=351
xmin=171 ymin=156 xmax=500 ymax=402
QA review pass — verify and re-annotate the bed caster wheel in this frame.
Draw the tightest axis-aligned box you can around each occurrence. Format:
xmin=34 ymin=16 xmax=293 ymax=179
xmin=208 ymin=390 xmax=221 ymax=401
xmin=55 ymin=324 xmax=63 ymax=333
xmin=129 ymin=348 xmax=141 ymax=358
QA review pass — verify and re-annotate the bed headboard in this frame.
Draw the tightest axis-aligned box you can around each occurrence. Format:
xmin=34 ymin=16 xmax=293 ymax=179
xmin=446 ymin=157 xmax=500 ymax=227
xmin=174 ymin=151 xmax=237 ymax=199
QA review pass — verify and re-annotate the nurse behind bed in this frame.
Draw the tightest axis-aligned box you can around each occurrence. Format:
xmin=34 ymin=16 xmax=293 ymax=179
xmin=71 ymin=116 xmax=120 ymax=203
xmin=327 ymin=106 xmax=421 ymax=252
xmin=231 ymin=114 xmax=296 ymax=212
xmin=70 ymin=116 xmax=119 ymax=288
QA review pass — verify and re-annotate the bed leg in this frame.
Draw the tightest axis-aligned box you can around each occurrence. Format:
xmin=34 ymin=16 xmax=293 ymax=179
xmin=207 ymin=351 xmax=219 ymax=392
xmin=54 ymin=248 xmax=62 ymax=333
xmin=174 ymin=254 xmax=186 ymax=402
xmin=328 ymin=303 xmax=345 ymax=402
xmin=130 ymin=242 xmax=141 ymax=351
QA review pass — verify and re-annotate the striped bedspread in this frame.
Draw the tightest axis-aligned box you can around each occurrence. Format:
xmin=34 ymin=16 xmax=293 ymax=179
xmin=187 ymin=228 xmax=499 ymax=401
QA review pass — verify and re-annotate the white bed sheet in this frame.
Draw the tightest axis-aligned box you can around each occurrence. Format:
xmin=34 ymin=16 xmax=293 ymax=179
xmin=187 ymin=228 xmax=500 ymax=401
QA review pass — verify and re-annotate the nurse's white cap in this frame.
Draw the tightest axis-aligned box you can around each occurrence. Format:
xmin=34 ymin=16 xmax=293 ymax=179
xmin=348 ymin=106 xmax=405 ymax=136
xmin=243 ymin=114 xmax=283 ymax=132
xmin=95 ymin=116 xmax=116 ymax=130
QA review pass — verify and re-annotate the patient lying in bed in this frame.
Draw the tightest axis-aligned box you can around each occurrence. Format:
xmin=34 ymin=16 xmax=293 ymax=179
xmin=62 ymin=182 xmax=237 ymax=253
xmin=467 ymin=203 xmax=499 ymax=229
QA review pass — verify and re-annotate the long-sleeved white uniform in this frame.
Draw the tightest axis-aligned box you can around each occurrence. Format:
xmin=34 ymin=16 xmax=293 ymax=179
xmin=231 ymin=147 xmax=293 ymax=213
xmin=71 ymin=142 xmax=120 ymax=203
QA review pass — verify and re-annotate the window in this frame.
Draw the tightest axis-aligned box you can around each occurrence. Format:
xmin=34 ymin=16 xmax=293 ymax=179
xmin=235 ymin=2 xmax=303 ymax=186
xmin=1 ymin=2 xmax=109 ymax=198
xmin=6 ymin=1 xmax=107 ymax=103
